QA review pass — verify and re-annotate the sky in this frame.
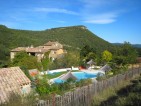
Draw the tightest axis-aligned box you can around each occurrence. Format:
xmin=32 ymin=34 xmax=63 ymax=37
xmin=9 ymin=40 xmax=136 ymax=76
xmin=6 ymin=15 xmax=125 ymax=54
xmin=0 ymin=0 xmax=141 ymax=44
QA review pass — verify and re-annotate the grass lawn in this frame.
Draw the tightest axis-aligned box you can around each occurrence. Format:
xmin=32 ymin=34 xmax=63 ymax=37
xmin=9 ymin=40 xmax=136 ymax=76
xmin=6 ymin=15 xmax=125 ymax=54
xmin=46 ymin=70 xmax=80 ymax=79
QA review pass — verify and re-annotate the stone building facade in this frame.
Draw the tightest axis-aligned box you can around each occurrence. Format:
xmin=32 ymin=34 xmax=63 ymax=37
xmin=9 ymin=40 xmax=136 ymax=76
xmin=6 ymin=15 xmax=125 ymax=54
xmin=10 ymin=41 xmax=66 ymax=61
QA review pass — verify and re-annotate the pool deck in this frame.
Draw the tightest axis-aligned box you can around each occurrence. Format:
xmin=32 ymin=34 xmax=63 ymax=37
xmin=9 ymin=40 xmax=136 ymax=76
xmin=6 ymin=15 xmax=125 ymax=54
xmin=80 ymin=69 xmax=105 ymax=74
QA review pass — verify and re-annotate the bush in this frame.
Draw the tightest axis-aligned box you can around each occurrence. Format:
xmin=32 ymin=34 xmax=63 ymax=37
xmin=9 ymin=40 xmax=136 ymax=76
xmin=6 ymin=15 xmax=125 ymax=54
xmin=75 ymin=79 xmax=92 ymax=87
xmin=1 ymin=93 xmax=36 ymax=106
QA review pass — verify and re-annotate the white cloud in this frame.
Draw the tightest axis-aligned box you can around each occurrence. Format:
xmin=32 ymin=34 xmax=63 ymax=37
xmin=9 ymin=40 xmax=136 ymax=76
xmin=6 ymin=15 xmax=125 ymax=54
xmin=84 ymin=19 xmax=115 ymax=24
xmin=83 ymin=12 xmax=118 ymax=24
xmin=80 ymin=0 xmax=126 ymax=24
xmin=34 ymin=7 xmax=78 ymax=15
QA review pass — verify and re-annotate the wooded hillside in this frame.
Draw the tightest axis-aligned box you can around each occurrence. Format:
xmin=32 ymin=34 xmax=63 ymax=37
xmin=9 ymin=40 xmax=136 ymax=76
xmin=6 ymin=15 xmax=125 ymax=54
xmin=0 ymin=25 xmax=114 ymax=66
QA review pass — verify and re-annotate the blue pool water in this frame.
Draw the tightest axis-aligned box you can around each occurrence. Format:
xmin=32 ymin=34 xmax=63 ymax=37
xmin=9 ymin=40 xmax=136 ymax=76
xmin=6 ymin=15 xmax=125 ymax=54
xmin=73 ymin=72 xmax=97 ymax=80
xmin=54 ymin=78 xmax=65 ymax=83
xmin=53 ymin=72 xmax=98 ymax=83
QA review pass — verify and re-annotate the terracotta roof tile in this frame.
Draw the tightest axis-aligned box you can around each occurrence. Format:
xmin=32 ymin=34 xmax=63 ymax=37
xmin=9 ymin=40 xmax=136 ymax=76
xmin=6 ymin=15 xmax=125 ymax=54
xmin=0 ymin=67 xmax=31 ymax=103
xmin=26 ymin=47 xmax=49 ymax=53
xmin=11 ymin=41 xmax=62 ymax=53
xmin=11 ymin=47 xmax=26 ymax=52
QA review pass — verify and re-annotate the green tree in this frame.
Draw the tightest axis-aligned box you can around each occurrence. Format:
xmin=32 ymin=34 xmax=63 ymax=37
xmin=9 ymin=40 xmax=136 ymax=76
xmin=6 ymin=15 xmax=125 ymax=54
xmin=65 ymin=51 xmax=80 ymax=67
xmin=102 ymin=50 xmax=112 ymax=63
xmin=49 ymin=51 xmax=80 ymax=69
xmin=80 ymin=45 xmax=92 ymax=58
xmin=36 ymin=75 xmax=51 ymax=95
xmin=11 ymin=51 xmax=42 ymax=70
xmin=0 ymin=25 xmax=114 ymax=68
xmin=41 ymin=52 xmax=50 ymax=71
xmin=120 ymin=42 xmax=138 ymax=64
xmin=113 ymin=42 xmax=138 ymax=65
xmin=95 ymin=54 xmax=102 ymax=65
xmin=86 ymin=52 xmax=96 ymax=61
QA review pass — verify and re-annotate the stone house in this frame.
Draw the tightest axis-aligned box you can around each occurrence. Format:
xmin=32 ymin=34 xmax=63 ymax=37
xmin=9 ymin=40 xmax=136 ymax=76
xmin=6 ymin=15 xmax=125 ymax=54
xmin=10 ymin=41 xmax=66 ymax=61
xmin=0 ymin=67 xmax=31 ymax=103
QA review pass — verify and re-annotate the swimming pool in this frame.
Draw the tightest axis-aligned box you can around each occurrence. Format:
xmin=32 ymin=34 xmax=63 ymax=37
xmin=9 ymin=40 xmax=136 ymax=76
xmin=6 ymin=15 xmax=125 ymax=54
xmin=73 ymin=72 xmax=97 ymax=80
xmin=53 ymin=71 xmax=102 ymax=83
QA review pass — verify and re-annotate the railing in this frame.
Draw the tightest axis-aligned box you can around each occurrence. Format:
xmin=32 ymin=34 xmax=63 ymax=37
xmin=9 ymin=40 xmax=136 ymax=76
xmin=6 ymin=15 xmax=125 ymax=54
xmin=37 ymin=65 xmax=141 ymax=106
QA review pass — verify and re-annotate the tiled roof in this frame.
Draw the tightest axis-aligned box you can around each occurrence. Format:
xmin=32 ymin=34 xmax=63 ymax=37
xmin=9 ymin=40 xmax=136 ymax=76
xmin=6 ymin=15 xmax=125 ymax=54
xmin=10 ymin=41 xmax=63 ymax=55
xmin=11 ymin=47 xmax=26 ymax=52
xmin=26 ymin=47 xmax=49 ymax=53
xmin=11 ymin=47 xmax=49 ymax=53
xmin=0 ymin=67 xmax=31 ymax=103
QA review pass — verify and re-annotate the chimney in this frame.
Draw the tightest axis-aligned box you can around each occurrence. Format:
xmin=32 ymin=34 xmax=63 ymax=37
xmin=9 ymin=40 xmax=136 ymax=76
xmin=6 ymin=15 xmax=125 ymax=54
xmin=30 ymin=45 xmax=33 ymax=48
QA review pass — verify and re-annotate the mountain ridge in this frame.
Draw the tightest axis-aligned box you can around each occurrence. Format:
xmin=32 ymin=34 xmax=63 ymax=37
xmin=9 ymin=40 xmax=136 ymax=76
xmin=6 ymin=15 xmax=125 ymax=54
xmin=0 ymin=25 xmax=111 ymax=48
xmin=0 ymin=24 xmax=114 ymax=63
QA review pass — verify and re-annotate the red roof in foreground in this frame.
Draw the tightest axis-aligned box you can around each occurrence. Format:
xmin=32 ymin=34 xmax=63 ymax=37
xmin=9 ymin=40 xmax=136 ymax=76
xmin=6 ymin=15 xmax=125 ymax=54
xmin=0 ymin=67 xmax=31 ymax=103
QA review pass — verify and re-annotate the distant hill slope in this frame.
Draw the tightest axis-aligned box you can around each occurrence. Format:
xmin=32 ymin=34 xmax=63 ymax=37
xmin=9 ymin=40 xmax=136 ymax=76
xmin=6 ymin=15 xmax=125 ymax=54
xmin=0 ymin=25 xmax=114 ymax=62
xmin=113 ymin=43 xmax=141 ymax=48
xmin=132 ymin=44 xmax=141 ymax=48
